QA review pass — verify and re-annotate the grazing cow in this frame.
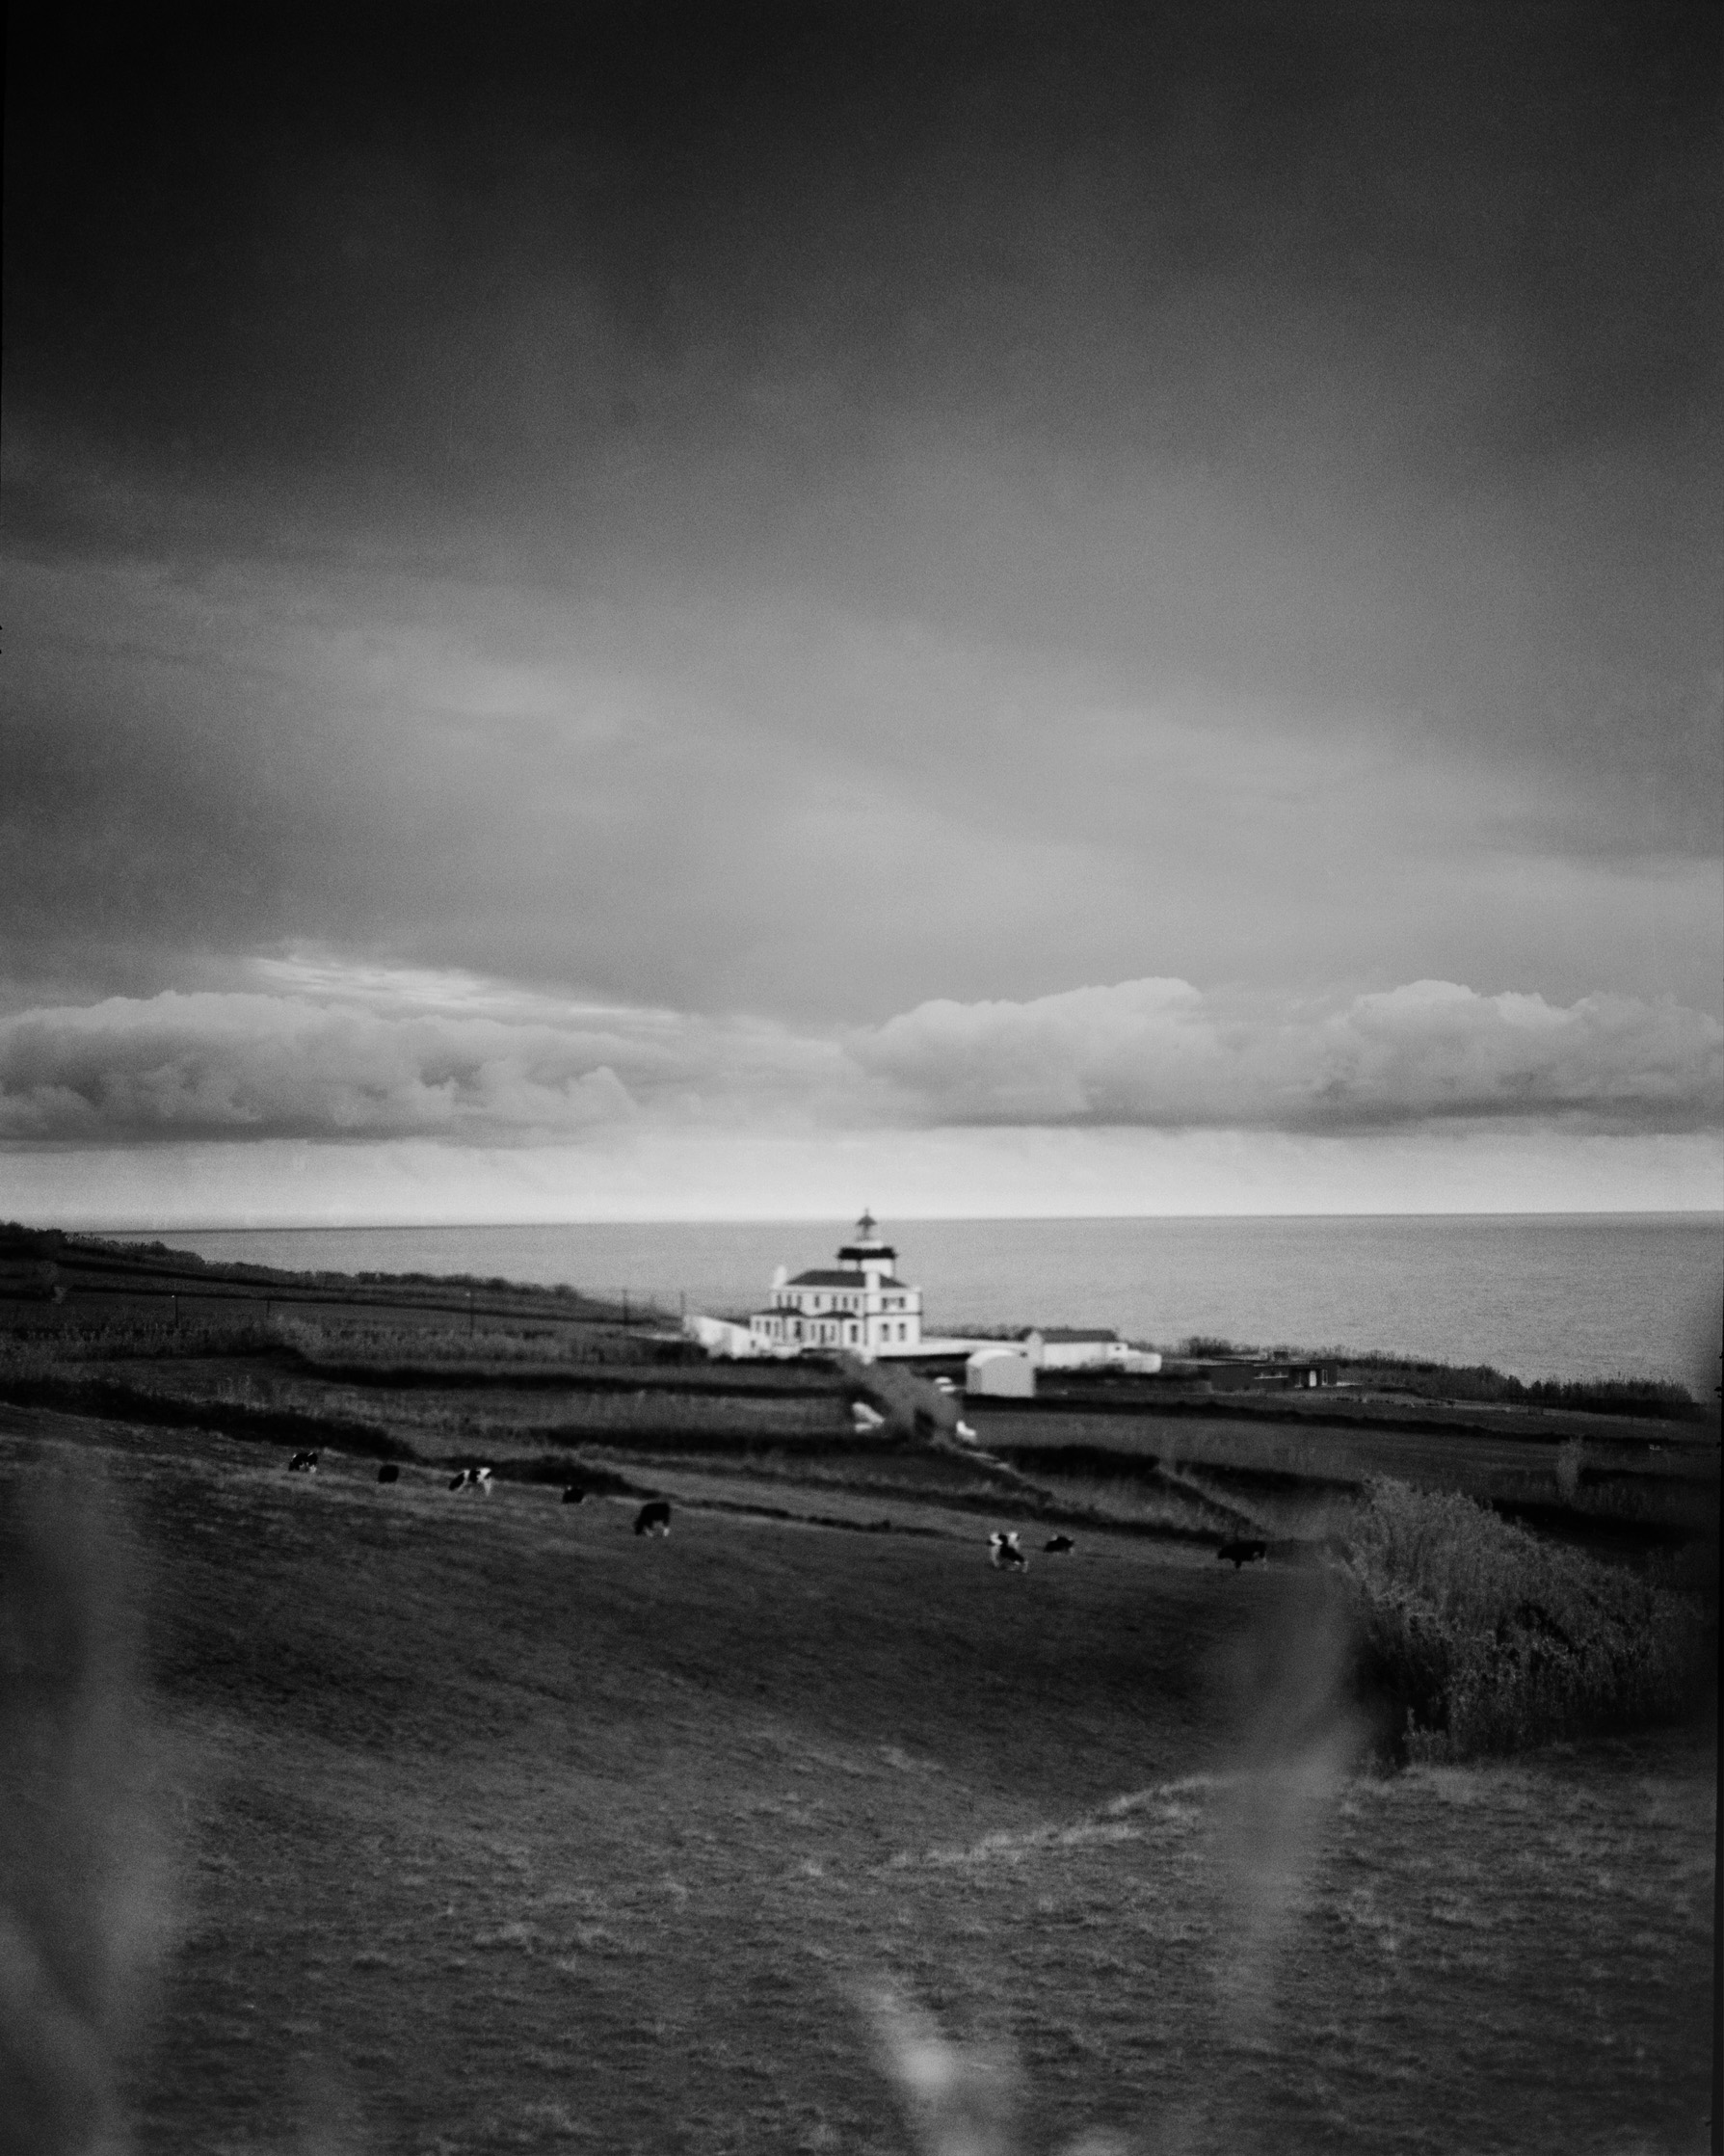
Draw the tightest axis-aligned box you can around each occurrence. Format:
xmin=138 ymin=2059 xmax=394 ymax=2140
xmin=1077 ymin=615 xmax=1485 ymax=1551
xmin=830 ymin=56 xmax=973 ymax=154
xmin=376 ymin=1464 xmax=400 ymax=1485
xmin=634 ymin=1499 xmax=672 ymax=1537
xmin=1216 ymin=1536 xmax=1268 ymax=1570
xmin=989 ymin=1530 xmax=1027 ymax=1571
xmin=1044 ymin=1532 xmax=1074 ymax=1555
xmin=448 ymin=1465 xmax=494 ymax=1494
xmin=287 ymin=1450 xmax=319 ymax=1474
xmin=561 ymin=1483 xmax=586 ymax=1504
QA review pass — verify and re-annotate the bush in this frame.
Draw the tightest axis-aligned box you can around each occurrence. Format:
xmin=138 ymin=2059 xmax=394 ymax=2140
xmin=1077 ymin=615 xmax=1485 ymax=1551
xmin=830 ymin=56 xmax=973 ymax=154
xmin=1341 ymin=1478 xmax=1711 ymax=1763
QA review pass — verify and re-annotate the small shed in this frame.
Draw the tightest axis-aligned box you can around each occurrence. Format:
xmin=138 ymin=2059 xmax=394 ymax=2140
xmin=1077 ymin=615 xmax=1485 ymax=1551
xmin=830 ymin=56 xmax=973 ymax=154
xmin=966 ymin=1346 xmax=1036 ymax=1397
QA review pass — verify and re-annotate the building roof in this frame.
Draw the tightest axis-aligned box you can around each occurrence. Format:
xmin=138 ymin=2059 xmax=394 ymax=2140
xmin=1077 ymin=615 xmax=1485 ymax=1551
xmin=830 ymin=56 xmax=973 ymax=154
xmin=785 ymin=1269 xmax=872 ymax=1288
xmin=1027 ymin=1326 xmax=1120 ymax=1343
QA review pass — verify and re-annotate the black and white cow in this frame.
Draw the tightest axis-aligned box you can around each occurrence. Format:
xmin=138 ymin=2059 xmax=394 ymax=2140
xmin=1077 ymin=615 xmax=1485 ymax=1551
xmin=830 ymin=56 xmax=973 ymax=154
xmin=633 ymin=1499 xmax=672 ymax=1536
xmin=1216 ymin=1536 xmax=1267 ymax=1570
xmin=449 ymin=1465 xmax=493 ymax=1494
xmin=1044 ymin=1532 xmax=1074 ymax=1555
xmin=377 ymin=1463 xmax=400 ymax=1485
xmin=287 ymin=1450 xmax=319 ymax=1474
xmin=989 ymin=1530 xmax=1027 ymax=1571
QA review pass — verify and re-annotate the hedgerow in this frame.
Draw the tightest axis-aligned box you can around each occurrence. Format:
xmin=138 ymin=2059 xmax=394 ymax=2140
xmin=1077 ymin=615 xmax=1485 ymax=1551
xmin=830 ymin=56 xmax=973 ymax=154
xmin=1342 ymin=1478 xmax=1712 ymax=1763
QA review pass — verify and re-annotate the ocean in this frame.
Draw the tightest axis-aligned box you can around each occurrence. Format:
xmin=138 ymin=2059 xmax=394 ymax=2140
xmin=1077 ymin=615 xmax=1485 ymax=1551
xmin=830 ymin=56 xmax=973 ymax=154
xmin=107 ymin=1213 xmax=1724 ymax=1394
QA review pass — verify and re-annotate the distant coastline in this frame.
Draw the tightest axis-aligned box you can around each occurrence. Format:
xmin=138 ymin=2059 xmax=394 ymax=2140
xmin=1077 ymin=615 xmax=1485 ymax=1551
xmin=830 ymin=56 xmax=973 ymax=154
xmin=19 ymin=1211 xmax=1722 ymax=1392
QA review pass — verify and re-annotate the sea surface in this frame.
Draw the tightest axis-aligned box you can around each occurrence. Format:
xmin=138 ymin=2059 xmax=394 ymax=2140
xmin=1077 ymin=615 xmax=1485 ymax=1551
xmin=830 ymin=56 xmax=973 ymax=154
xmin=110 ymin=1214 xmax=1724 ymax=1393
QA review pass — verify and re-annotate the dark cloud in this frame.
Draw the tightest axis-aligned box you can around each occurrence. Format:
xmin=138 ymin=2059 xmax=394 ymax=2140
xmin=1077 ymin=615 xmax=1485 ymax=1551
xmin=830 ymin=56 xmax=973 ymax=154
xmin=3 ymin=1 xmax=1719 ymax=1041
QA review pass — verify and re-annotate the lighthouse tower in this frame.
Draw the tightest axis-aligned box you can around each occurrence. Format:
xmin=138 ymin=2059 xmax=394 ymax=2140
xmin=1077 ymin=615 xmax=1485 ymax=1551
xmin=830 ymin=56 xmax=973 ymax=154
xmin=747 ymin=1210 xmax=925 ymax=1356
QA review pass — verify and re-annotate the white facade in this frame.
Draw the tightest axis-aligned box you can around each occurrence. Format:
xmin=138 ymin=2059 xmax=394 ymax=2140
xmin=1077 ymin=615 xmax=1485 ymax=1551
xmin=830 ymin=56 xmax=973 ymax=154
xmin=681 ymin=1313 xmax=764 ymax=1359
xmin=748 ymin=1211 xmax=924 ymax=1356
xmin=1022 ymin=1328 xmax=1162 ymax=1373
xmin=966 ymin=1345 xmax=1036 ymax=1397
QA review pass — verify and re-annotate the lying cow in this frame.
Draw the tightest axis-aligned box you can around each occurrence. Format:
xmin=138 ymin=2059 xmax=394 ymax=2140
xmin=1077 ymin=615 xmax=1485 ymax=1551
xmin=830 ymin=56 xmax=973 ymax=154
xmin=448 ymin=1466 xmax=493 ymax=1494
xmin=1044 ymin=1532 xmax=1074 ymax=1555
xmin=1216 ymin=1536 xmax=1268 ymax=1570
xmin=376 ymin=1464 xmax=400 ymax=1485
xmin=633 ymin=1499 xmax=672 ymax=1537
xmin=989 ymin=1530 xmax=1027 ymax=1572
xmin=287 ymin=1450 xmax=319 ymax=1474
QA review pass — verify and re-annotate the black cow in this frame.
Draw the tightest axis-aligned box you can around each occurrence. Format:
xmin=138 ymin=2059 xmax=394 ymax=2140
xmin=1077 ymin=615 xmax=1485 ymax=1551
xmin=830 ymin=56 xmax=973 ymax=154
xmin=633 ymin=1500 xmax=672 ymax=1536
xmin=1216 ymin=1537 xmax=1268 ymax=1570
xmin=989 ymin=1530 xmax=1026 ymax=1571
xmin=1044 ymin=1532 xmax=1074 ymax=1555
xmin=561 ymin=1484 xmax=587 ymax=1504
xmin=377 ymin=1464 xmax=400 ymax=1485
xmin=287 ymin=1450 xmax=319 ymax=1474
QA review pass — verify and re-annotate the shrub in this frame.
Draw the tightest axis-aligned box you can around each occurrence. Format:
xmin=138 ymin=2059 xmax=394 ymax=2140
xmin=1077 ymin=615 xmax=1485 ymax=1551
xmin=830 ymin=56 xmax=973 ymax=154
xmin=1341 ymin=1478 xmax=1711 ymax=1763
xmin=1553 ymin=1438 xmax=1583 ymax=1503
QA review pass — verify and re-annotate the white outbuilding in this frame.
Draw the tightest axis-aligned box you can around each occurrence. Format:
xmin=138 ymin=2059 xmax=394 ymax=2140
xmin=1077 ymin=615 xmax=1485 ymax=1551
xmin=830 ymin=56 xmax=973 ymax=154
xmin=1021 ymin=1328 xmax=1162 ymax=1373
xmin=965 ymin=1346 xmax=1036 ymax=1397
xmin=682 ymin=1313 xmax=765 ymax=1359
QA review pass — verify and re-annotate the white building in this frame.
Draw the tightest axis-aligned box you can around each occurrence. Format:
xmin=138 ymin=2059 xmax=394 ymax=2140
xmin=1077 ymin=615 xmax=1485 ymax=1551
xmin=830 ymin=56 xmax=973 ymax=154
xmin=748 ymin=1211 xmax=924 ymax=1357
xmin=1021 ymin=1327 xmax=1162 ymax=1373
xmin=966 ymin=1345 xmax=1036 ymax=1397
xmin=681 ymin=1313 xmax=764 ymax=1359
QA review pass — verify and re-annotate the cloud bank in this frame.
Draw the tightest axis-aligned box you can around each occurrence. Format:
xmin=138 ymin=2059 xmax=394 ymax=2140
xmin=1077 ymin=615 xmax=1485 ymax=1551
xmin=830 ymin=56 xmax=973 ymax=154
xmin=3 ymin=970 xmax=1717 ymax=1148
xmin=849 ymin=978 xmax=1724 ymax=1132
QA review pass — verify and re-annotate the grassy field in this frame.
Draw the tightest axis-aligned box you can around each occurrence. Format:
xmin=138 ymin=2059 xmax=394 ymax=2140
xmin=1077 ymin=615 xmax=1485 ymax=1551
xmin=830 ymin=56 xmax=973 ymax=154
xmin=3 ymin=1401 xmax=1715 ymax=2156
xmin=968 ymin=1402 xmax=1721 ymax=1569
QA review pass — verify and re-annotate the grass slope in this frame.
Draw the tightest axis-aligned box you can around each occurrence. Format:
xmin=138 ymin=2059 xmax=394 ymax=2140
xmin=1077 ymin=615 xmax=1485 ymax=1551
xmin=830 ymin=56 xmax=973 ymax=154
xmin=2 ymin=1407 xmax=1714 ymax=2155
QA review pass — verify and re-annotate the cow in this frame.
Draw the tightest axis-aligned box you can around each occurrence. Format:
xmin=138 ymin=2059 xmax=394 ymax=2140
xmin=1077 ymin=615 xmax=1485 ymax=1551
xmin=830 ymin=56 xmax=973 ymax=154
xmin=851 ymin=1401 xmax=887 ymax=1432
xmin=989 ymin=1530 xmax=1026 ymax=1571
xmin=634 ymin=1500 xmax=672 ymax=1537
xmin=287 ymin=1450 xmax=319 ymax=1474
xmin=1044 ymin=1532 xmax=1074 ymax=1555
xmin=1216 ymin=1536 xmax=1268 ymax=1570
xmin=955 ymin=1421 xmax=979 ymax=1444
xmin=376 ymin=1464 xmax=400 ymax=1485
xmin=449 ymin=1466 xmax=493 ymax=1494
xmin=561 ymin=1483 xmax=587 ymax=1504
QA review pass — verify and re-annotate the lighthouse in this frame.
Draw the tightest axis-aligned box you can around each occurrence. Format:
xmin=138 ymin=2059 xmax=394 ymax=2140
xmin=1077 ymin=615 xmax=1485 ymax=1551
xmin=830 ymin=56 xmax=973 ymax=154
xmin=747 ymin=1211 xmax=925 ymax=1356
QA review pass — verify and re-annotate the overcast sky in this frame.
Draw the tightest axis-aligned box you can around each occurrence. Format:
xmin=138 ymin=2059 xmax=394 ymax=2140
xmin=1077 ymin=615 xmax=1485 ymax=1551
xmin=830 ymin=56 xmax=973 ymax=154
xmin=4 ymin=1 xmax=1720 ymax=1223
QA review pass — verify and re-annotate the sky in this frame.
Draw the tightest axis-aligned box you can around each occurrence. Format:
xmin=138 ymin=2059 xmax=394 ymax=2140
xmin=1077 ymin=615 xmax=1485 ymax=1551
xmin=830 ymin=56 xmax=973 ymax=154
xmin=3 ymin=0 xmax=1721 ymax=1225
